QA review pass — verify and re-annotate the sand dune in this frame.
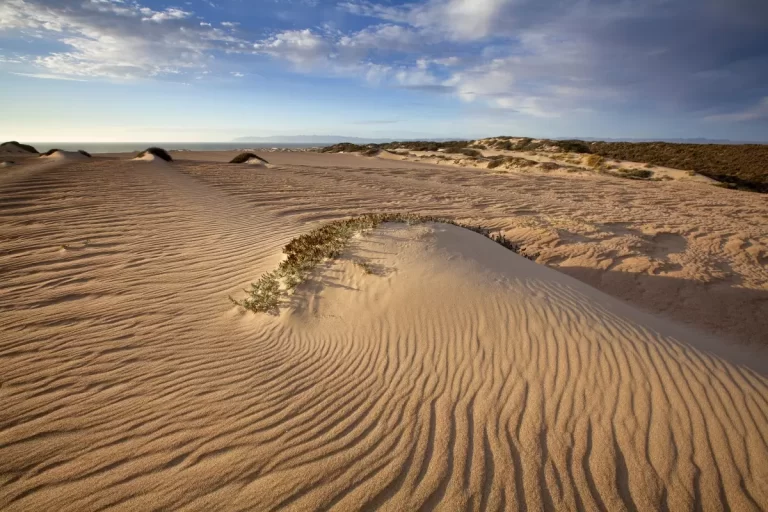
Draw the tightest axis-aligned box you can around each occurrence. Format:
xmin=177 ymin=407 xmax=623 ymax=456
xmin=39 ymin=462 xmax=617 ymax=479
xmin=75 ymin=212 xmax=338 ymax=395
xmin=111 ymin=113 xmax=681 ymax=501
xmin=0 ymin=153 xmax=766 ymax=510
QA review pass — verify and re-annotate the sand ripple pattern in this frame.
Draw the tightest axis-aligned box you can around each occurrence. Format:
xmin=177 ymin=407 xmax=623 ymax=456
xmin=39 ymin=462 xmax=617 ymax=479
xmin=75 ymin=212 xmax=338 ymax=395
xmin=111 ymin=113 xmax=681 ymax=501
xmin=0 ymin=159 xmax=766 ymax=511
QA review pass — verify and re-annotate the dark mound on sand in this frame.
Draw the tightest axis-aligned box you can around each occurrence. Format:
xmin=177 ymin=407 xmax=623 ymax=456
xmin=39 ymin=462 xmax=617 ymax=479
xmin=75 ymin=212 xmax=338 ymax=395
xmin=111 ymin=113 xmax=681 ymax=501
xmin=1 ymin=141 xmax=39 ymax=154
xmin=40 ymin=149 xmax=63 ymax=157
xmin=137 ymin=147 xmax=173 ymax=162
xmin=230 ymin=152 xmax=269 ymax=164
xmin=78 ymin=150 xmax=92 ymax=158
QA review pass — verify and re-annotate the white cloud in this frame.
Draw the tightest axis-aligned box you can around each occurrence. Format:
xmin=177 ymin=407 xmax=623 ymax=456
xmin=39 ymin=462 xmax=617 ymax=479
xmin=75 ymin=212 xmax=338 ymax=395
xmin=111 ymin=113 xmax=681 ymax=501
xmin=341 ymin=0 xmax=510 ymax=41
xmin=0 ymin=0 xmax=249 ymax=79
xmin=10 ymin=71 xmax=87 ymax=81
xmin=142 ymin=8 xmax=192 ymax=23
xmin=254 ymin=29 xmax=332 ymax=67
xmin=339 ymin=24 xmax=423 ymax=52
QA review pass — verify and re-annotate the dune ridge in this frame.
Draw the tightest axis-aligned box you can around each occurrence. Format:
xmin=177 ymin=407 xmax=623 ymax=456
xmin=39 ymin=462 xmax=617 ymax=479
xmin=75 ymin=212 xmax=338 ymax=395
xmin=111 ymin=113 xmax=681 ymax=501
xmin=0 ymin=154 xmax=766 ymax=510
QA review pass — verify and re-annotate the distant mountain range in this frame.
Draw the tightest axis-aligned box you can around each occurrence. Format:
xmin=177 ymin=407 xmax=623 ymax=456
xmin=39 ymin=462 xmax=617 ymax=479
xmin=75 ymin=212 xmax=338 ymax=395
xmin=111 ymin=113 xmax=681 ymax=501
xmin=234 ymin=135 xmax=766 ymax=145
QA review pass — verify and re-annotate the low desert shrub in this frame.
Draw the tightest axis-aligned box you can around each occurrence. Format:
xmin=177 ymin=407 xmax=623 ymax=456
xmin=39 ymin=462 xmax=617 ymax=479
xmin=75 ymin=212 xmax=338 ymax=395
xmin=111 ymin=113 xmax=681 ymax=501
xmin=361 ymin=148 xmax=380 ymax=157
xmin=551 ymin=139 xmax=591 ymax=154
xmin=137 ymin=147 xmax=173 ymax=162
xmin=486 ymin=158 xmax=504 ymax=169
xmin=40 ymin=149 xmax=63 ymax=157
xmin=588 ymin=141 xmax=768 ymax=192
xmin=320 ymin=143 xmax=369 ymax=153
xmin=514 ymin=137 xmax=534 ymax=150
xmin=1 ymin=141 xmax=39 ymax=153
xmin=230 ymin=214 xmax=534 ymax=314
xmin=538 ymin=161 xmax=562 ymax=171
xmin=78 ymin=150 xmax=92 ymax=157
xmin=585 ymin=154 xmax=603 ymax=168
xmin=459 ymin=148 xmax=482 ymax=157
xmin=230 ymin=152 xmax=268 ymax=164
xmin=604 ymin=168 xmax=653 ymax=180
xmin=621 ymin=169 xmax=653 ymax=179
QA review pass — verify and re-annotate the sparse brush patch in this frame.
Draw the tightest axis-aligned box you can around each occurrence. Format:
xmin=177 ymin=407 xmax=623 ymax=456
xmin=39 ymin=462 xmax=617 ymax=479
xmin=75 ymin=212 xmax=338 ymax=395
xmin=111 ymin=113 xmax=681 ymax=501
xmin=551 ymin=139 xmax=591 ymax=154
xmin=585 ymin=154 xmax=603 ymax=168
xmin=538 ymin=161 xmax=562 ymax=171
xmin=230 ymin=214 xmax=534 ymax=314
xmin=78 ymin=150 xmax=92 ymax=157
xmin=588 ymin=140 xmax=768 ymax=192
xmin=514 ymin=137 xmax=534 ymax=150
xmin=1 ymin=141 xmax=39 ymax=153
xmin=601 ymin=168 xmax=653 ymax=180
xmin=486 ymin=158 xmax=504 ymax=169
xmin=353 ymin=259 xmax=374 ymax=274
xmin=230 ymin=152 xmax=268 ymax=164
xmin=620 ymin=168 xmax=653 ymax=179
xmin=137 ymin=147 xmax=173 ymax=162
xmin=473 ymin=144 xmax=488 ymax=150
xmin=361 ymin=148 xmax=380 ymax=157
xmin=686 ymin=170 xmax=696 ymax=176
xmin=41 ymin=149 xmax=63 ymax=157
xmin=459 ymin=148 xmax=482 ymax=157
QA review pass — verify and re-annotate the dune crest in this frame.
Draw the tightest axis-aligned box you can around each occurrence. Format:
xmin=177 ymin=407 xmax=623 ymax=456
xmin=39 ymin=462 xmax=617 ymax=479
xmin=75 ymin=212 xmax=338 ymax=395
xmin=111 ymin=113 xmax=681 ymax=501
xmin=231 ymin=222 xmax=768 ymax=510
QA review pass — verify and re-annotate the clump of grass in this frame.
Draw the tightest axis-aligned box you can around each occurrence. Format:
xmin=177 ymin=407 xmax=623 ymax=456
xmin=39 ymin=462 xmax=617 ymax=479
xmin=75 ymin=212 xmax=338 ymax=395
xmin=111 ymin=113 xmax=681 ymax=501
xmin=230 ymin=152 xmax=268 ymax=164
xmin=585 ymin=154 xmax=603 ymax=168
xmin=538 ymin=161 xmax=561 ymax=171
xmin=551 ymin=139 xmax=591 ymax=153
xmin=459 ymin=148 xmax=482 ymax=157
xmin=78 ymin=150 xmax=92 ymax=157
xmin=486 ymin=158 xmax=504 ymax=169
xmin=229 ymin=271 xmax=281 ymax=314
xmin=40 ymin=149 xmax=63 ymax=157
xmin=619 ymin=168 xmax=653 ymax=179
xmin=231 ymin=214 xmax=534 ymax=314
xmin=137 ymin=147 xmax=173 ymax=162
xmin=353 ymin=259 xmax=374 ymax=274
xmin=601 ymin=168 xmax=653 ymax=180
xmin=361 ymin=148 xmax=380 ymax=157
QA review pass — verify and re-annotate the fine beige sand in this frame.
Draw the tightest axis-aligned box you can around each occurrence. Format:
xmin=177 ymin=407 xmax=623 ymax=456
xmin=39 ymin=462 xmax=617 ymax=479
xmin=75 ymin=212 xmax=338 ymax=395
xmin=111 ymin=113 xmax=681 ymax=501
xmin=1 ymin=151 xmax=767 ymax=510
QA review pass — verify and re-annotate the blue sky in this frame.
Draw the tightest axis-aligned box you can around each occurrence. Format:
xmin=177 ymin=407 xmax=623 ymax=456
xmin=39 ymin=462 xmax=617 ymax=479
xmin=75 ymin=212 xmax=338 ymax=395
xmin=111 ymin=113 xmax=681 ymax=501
xmin=1 ymin=0 xmax=767 ymax=142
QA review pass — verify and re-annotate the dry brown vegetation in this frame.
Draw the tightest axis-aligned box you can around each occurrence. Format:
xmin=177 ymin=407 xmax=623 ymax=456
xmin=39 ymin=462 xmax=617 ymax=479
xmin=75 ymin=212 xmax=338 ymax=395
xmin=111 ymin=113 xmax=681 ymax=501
xmin=230 ymin=152 xmax=268 ymax=164
xmin=588 ymin=141 xmax=768 ymax=192
xmin=137 ymin=147 xmax=173 ymax=162
xmin=319 ymin=138 xmax=768 ymax=192
xmin=231 ymin=213 xmax=532 ymax=314
xmin=1 ymin=141 xmax=39 ymax=153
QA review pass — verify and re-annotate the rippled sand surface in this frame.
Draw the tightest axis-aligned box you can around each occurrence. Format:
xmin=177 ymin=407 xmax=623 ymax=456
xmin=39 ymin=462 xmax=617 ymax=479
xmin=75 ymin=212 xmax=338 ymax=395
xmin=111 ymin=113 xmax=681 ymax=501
xmin=1 ymin=152 xmax=766 ymax=510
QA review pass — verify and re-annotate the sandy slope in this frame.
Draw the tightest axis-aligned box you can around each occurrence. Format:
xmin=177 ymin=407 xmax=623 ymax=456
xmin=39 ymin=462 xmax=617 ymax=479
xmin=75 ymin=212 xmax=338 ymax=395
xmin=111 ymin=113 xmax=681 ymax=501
xmin=0 ymin=153 xmax=767 ymax=510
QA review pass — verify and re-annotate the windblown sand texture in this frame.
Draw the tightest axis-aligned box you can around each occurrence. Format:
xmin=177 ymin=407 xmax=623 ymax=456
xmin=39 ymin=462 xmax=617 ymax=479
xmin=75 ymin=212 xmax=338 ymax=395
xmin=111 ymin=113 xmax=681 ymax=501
xmin=1 ymin=152 xmax=767 ymax=510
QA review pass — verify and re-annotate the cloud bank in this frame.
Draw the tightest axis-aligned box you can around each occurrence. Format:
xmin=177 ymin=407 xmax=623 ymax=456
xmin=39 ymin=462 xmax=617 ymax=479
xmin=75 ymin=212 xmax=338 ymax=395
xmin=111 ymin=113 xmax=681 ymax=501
xmin=1 ymin=0 xmax=767 ymax=122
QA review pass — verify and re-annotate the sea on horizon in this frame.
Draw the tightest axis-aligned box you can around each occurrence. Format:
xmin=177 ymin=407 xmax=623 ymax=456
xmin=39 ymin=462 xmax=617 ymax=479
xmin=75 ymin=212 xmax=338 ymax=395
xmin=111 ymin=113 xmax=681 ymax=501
xmin=28 ymin=142 xmax=317 ymax=154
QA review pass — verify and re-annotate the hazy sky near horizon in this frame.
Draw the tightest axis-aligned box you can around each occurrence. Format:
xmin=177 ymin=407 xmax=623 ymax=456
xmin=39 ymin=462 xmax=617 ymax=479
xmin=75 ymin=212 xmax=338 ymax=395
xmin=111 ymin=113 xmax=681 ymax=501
xmin=1 ymin=0 xmax=767 ymax=142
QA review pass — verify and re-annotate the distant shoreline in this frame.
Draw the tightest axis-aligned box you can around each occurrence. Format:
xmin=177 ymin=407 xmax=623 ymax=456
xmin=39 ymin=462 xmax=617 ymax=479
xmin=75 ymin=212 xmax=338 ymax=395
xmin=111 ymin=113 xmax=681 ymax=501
xmin=25 ymin=142 xmax=319 ymax=154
